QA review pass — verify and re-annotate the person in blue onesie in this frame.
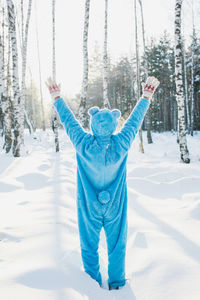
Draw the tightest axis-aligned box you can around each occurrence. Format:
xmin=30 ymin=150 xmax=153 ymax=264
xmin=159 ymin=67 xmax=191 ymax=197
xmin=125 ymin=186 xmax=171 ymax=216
xmin=46 ymin=76 xmax=159 ymax=290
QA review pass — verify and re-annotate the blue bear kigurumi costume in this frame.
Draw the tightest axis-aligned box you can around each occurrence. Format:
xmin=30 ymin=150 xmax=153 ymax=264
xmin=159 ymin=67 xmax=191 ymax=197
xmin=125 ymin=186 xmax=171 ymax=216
xmin=54 ymin=97 xmax=150 ymax=288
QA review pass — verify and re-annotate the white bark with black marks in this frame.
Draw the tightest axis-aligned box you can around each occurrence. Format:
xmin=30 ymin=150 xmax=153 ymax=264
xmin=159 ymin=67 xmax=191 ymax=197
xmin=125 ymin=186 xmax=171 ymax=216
xmin=134 ymin=0 xmax=144 ymax=153
xmin=7 ymin=0 xmax=23 ymax=157
xmin=21 ymin=0 xmax=32 ymax=102
xmin=0 ymin=28 xmax=12 ymax=153
xmin=103 ymin=0 xmax=110 ymax=109
xmin=182 ymin=37 xmax=190 ymax=132
xmin=29 ymin=70 xmax=36 ymax=132
xmin=190 ymin=14 xmax=195 ymax=136
xmin=35 ymin=0 xmax=45 ymax=131
xmin=52 ymin=0 xmax=59 ymax=152
xmin=24 ymin=108 xmax=34 ymax=134
xmin=0 ymin=36 xmax=3 ymax=97
xmin=52 ymin=0 xmax=56 ymax=81
xmin=138 ymin=0 xmax=152 ymax=144
xmin=79 ymin=0 xmax=90 ymax=129
xmin=190 ymin=48 xmax=194 ymax=136
xmin=21 ymin=0 xmax=32 ymax=135
xmin=174 ymin=0 xmax=190 ymax=163
xmin=190 ymin=0 xmax=195 ymax=137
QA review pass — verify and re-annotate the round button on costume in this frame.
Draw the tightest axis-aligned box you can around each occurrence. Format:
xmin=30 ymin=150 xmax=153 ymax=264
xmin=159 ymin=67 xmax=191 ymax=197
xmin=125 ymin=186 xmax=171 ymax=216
xmin=54 ymin=97 xmax=150 ymax=288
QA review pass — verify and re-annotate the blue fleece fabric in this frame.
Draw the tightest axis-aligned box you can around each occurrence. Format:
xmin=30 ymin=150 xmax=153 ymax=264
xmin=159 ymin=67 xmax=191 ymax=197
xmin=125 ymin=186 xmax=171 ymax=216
xmin=54 ymin=97 xmax=150 ymax=288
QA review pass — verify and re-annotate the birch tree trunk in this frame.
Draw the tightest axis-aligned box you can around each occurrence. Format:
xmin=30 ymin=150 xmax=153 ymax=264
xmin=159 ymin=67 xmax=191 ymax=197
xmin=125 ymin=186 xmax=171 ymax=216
xmin=190 ymin=0 xmax=195 ymax=137
xmin=78 ymin=0 xmax=90 ymax=129
xmin=190 ymin=50 xmax=194 ymax=137
xmin=0 ymin=32 xmax=12 ymax=153
xmin=35 ymin=0 xmax=45 ymax=131
xmin=0 ymin=19 xmax=3 ymax=134
xmin=20 ymin=0 xmax=24 ymax=51
xmin=182 ymin=37 xmax=190 ymax=132
xmin=174 ymin=0 xmax=190 ymax=163
xmin=6 ymin=19 xmax=13 ymax=128
xmin=21 ymin=0 xmax=33 ymax=135
xmin=7 ymin=0 xmax=23 ymax=157
xmin=190 ymin=26 xmax=195 ymax=136
xmin=138 ymin=0 xmax=152 ymax=144
xmin=134 ymin=0 xmax=144 ymax=153
xmin=103 ymin=0 xmax=111 ymax=109
xmin=52 ymin=0 xmax=59 ymax=152
xmin=29 ymin=69 xmax=36 ymax=132
xmin=0 ymin=3 xmax=5 ymax=136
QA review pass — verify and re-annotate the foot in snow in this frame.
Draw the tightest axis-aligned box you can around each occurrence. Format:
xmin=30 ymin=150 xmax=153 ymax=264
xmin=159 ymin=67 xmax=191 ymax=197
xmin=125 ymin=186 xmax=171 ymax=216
xmin=109 ymin=284 xmax=121 ymax=290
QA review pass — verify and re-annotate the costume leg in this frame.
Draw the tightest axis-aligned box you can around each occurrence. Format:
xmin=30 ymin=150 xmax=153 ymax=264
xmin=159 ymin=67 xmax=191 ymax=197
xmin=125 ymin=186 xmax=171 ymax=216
xmin=78 ymin=208 xmax=103 ymax=286
xmin=104 ymin=200 xmax=127 ymax=288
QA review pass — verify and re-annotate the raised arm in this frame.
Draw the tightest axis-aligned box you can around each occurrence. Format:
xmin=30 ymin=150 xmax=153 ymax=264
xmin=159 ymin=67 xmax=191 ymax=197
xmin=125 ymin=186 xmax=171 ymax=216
xmin=54 ymin=98 xmax=87 ymax=148
xmin=46 ymin=78 xmax=87 ymax=148
xmin=117 ymin=76 xmax=160 ymax=151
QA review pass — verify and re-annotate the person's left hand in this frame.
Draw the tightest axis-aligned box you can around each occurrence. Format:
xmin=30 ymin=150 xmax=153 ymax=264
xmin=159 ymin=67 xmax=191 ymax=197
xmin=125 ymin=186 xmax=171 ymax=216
xmin=45 ymin=77 xmax=61 ymax=101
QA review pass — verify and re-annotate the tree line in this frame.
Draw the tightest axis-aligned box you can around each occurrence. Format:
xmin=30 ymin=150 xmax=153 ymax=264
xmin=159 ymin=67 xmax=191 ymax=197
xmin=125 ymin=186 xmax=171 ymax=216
xmin=0 ymin=0 xmax=58 ymax=156
xmin=83 ymin=30 xmax=200 ymax=134
xmin=0 ymin=0 xmax=199 ymax=163
xmin=73 ymin=0 xmax=197 ymax=163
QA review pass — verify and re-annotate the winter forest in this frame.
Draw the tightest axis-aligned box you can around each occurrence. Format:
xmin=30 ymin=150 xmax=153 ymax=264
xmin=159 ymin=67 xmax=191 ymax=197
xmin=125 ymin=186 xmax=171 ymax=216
xmin=1 ymin=0 xmax=200 ymax=299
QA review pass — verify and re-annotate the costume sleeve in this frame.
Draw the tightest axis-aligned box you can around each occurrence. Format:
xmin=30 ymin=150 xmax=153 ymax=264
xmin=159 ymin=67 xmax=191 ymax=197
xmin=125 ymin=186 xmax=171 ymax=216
xmin=54 ymin=97 xmax=87 ymax=148
xmin=117 ymin=98 xmax=150 ymax=151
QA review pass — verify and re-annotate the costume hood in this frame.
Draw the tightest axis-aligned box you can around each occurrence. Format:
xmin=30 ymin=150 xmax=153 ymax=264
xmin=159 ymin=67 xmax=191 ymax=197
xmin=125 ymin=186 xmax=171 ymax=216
xmin=88 ymin=107 xmax=121 ymax=137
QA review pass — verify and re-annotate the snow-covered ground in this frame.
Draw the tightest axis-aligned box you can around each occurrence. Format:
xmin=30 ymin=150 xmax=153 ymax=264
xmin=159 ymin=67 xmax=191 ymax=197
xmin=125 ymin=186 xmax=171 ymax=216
xmin=0 ymin=129 xmax=200 ymax=300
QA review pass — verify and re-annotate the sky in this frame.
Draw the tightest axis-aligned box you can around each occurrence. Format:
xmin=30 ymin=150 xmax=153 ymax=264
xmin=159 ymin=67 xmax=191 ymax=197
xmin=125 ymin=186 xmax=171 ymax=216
xmin=24 ymin=0 xmax=200 ymax=102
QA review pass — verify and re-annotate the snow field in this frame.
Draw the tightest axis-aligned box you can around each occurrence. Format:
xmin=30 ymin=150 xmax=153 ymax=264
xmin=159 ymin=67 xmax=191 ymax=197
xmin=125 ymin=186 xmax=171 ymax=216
xmin=0 ymin=130 xmax=200 ymax=300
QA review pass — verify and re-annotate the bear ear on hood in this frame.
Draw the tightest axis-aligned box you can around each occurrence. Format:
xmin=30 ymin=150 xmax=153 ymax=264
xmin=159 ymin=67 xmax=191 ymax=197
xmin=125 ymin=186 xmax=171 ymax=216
xmin=111 ymin=109 xmax=121 ymax=119
xmin=88 ymin=106 xmax=100 ymax=116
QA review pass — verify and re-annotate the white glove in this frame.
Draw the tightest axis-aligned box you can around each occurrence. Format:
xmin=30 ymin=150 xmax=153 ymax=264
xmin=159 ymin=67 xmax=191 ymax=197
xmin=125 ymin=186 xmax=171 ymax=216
xmin=142 ymin=76 xmax=160 ymax=100
xmin=45 ymin=77 xmax=61 ymax=100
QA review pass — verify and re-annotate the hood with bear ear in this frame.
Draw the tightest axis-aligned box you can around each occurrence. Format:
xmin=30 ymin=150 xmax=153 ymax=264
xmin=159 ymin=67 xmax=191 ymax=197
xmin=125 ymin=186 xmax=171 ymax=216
xmin=88 ymin=106 xmax=121 ymax=137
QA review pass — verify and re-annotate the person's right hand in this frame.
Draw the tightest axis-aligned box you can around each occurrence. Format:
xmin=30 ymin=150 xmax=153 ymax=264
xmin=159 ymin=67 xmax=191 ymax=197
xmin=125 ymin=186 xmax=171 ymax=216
xmin=45 ymin=77 xmax=61 ymax=101
xmin=142 ymin=76 xmax=160 ymax=101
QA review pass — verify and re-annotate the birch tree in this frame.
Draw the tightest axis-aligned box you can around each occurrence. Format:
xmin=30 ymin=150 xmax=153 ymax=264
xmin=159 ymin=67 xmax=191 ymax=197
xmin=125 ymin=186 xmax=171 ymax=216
xmin=182 ymin=37 xmax=190 ymax=132
xmin=35 ymin=0 xmax=45 ymax=131
xmin=7 ymin=0 xmax=23 ymax=157
xmin=0 ymin=8 xmax=3 ymax=133
xmin=52 ymin=0 xmax=59 ymax=152
xmin=138 ymin=0 xmax=152 ymax=144
xmin=0 ymin=16 xmax=12 ymax=153
xmin=190 ymin=3 xmax=195 ymax=136
xmin=27 ymin=68 xmax=36 ymax=132
xmin=103 ymin=0 xmax=111 ymax=108
xmin=20 ymin=0 xmax=33 ymax=135
xmin=78 ymin=0 xmax=90 ymax=129
xmin=174 ymin=0 xmax=190 ymax=163
xmin=134 ymin=0 xmax=144 ymax=153
xmin=190 ymin=39 xmax=194 ymax=137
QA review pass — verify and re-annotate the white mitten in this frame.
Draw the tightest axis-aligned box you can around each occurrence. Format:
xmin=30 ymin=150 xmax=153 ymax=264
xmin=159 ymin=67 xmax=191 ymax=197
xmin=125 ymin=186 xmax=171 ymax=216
xmin=45 ymin=77 xmax=61 ymax=100
xmin=142 ymin=76 xmax=160 ymax=100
